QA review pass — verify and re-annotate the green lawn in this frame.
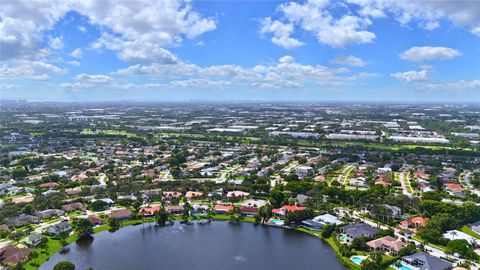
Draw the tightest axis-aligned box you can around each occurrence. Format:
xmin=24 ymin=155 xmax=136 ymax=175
xmin=24 ymin=236 xmax=76 ymax=270
xmin=461 ymin=225 xmax=480 ymax=239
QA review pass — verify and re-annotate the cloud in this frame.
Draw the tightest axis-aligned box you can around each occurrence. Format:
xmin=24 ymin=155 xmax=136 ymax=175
xmin=400 ymin=46 xmax=461 ymax=61
xmin=67 ymin=60 xmax=81 ymax=66
xmin=346 ymin=0 xmax=480 ymax=34
xmin=170 ymin=79 xmax=232 ymax=89
xmin=471 ymin=25 xmax=480 ymax=36
xmin=0 ymin=83 xmax=20 ymax=90
xmin=260 ymin=0 xmax=375 ymax=48
xmin=330 ymin=55 xmax=367 ymax=67
xmin=422 ymin=80 xmax=480 ymax=91
xmin=114 ymin=57 xmax=371 ymax=91
xmin=78 ymin=26 xmax=87 ymax=33
xmin=70 ymin=48 xmax=83 ymax=59
xmin=75 ymin=74 xmax=114 ymax=84
xmin=0 ymin=60 xmax=65 ymax=78
xmin=48 ymin=36 xmax=64 ymax=50
xmin=391 ymin=69 xmax=429 ymax=82
xmin=78 ymin=0 xmax=216 ymax=63
xmin=60 ymin=73 xmax=116 ymax=90
xmin=260 ymin=18 xmax=304 ymax=49
xmin=279 ymin=55 xmax=295 ymax=64
xmin=0 ymin=0 xmax=216 ymax=76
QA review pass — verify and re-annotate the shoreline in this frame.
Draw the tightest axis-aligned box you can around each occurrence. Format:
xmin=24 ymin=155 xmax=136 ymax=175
xmin=26 ymin=215 xmax=352 ymax=270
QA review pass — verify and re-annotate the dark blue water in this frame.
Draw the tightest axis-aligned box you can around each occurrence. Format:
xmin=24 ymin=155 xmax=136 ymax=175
xmin=40 ymin=221 xmax=347 ymax=270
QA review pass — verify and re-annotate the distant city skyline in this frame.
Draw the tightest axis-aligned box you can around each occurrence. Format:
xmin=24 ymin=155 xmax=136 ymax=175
xmin=1 ymin=0 xmax=479 ymax=102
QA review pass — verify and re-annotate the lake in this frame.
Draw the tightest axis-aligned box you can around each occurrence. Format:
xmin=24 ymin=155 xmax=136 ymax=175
xmin=40 ymin=221 xmax=347 ymax=270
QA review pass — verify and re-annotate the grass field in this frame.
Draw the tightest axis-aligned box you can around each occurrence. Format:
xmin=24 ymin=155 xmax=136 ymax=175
xmin=156 ymin=132 xmax=476 ymax=153
xmin=80 ymin=129 xmax=140 ymax=138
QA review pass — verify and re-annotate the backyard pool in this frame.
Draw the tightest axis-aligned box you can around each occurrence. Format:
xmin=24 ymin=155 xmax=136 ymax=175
xmin=350 ymin=256 xmax=364 ymax=264
xmin=270 ymin=219 xmax=285 ymax=225
xmin=398 ymin=265 xmax=413 ymax=270
xmin=338 ymin=234 xmax=347 ymax=240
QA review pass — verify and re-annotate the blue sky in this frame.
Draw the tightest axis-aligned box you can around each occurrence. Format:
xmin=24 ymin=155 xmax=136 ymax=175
xmin=1 ymin=0 xmax=479 ymax=102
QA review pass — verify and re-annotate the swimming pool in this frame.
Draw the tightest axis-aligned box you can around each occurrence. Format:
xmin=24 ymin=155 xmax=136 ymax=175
xmin=350 ymin=256 xmax=364 ymax=264
xmin=398 ymin=265 xmax=413 ymax=270
xmin=270 ymin=219 xmax=285 ymax=225
xmin=338 ymin=234 xmax=347 ymax=240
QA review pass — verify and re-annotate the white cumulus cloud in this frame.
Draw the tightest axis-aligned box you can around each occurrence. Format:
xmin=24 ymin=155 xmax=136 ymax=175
xmin=400 ymin=46 xmax=461 ymax=61
xmin=330 ymin=55 xmax=367 ymax=67
xmin=391 ymin=69 xmax=429 ymax=82
xmin=70 ymin=48 xmax=83 ymax=59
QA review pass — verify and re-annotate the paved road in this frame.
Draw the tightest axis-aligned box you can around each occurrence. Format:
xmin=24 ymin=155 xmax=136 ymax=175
xmin=98 ymin=173 xmax=107 ymax=185
xmin=460 ymin=171 xmax=480 ymax=196
xmin=335 ymin=164 xmax=355 ymax=185
xmin=398 ymin=172 xmax=413 ymax=197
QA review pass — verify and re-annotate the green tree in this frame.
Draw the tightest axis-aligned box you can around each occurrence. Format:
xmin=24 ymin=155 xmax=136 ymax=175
xmin=447 ymin=239 xmax=477 ymax=259
xmin=53 ymin=261 xmax=75 ymax=270
xmin=108 ymin=218 xmax=120 ymax=232
xmin=351 ymin=237 xmax=368 ymax=251
xmin=398 ymin=243 xmax=417 ymax=257
xmin=75 ymin=219 xmax=93 ymax=240
xmin=22 ymin=205 xmax=34 ymax=215
xmin=89 ymin=200 xmax=108 ymax=211
xmin=321 ymin=224 xmax=335 ymax=238
xmin=156 ymin=208 xmax=169 ymax=226
xmin=361 ymin=252 xmax=382 ymax=270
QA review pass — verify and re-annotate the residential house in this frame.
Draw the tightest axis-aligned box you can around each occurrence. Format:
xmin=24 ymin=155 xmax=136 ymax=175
xmin=226 ymin=191 xmax=250 ymax=198
xmin=302 ymin=214 xmax=343 ymax=230
xmin=107 ymin=209 xmax=132 ymax=220
xmin=8 ymin=215 xmax=40 ymax=227
xmin=46 ymin=221 xmax=71 ymax=236
xmin=443 ymin=230 xmax=479 ymax=246
xmin=469 ymin=221 xmax=480 ymax=235
xmin=384 ymin=204 xmax=402 ymax=218
xmin=214 ymin=204 xmax=234 ymax=214
xmin=62 ymin=202 xmax=86 ymax=212
xmin=272 ymin=205 xmax=306 ymax=216
xmin=138 ymin=205 xmax=161 ymax=216
xmin=36 ymin=209 xmax=64 ymax=219
xmin=239 ymin=206 xmax=258 ymax=216
xmin=444 ymin=183 xmax=465 ymax=198
xmin=296 ymin=194 xmax=310 ymax=206
xmin=339 ymin=223 xmax=380 ymax=243
xmin=165 ymin=205 xmax=184 ymax=214
xmin=350 ymin=177 xmax=367 ymax=187
xmin=295 ymin=166 xmax=313 ymax=177
xmin=185 ymin=191 xmax=203 ymax=200
xmin=400 ymin=217 xmax=427 ymax=230
xmin=65 ymin=187 xmax=82 ymax=196
xmin=163 ymin=191 xmax=182 ymax=200
xmin=23 ymin=234 xmax=45 ymax=247
xmin=87 ymin=215 xmax=105 ymax=225
xmin=39 ymin=182 xmax=60 ymax=188
xmin=0 ymin=245 xmax=31 ymax=266
xmin=400 ymin=252 xmax=452 ymax=270
xmin=366 ymin=236 xmax=405 ymax=255
xmin=12 ymin=197 xmax=34 ymax=204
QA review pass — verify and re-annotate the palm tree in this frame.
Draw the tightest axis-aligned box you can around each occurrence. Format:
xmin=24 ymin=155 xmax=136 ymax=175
xmin=258 ymin=205 xmax=272 ymax=225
